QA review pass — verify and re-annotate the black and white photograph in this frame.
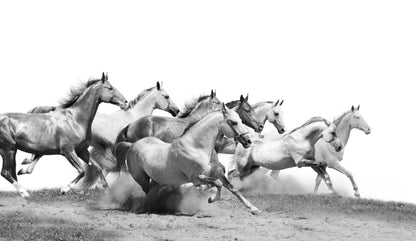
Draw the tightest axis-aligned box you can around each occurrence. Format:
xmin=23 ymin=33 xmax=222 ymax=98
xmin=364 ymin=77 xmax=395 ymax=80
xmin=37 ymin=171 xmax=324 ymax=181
xmin=0 ymin=1 xmax=415 ymax=240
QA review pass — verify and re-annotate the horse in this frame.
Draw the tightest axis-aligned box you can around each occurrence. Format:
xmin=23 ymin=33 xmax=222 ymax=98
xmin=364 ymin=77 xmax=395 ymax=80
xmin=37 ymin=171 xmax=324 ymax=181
xmin=114 ymin=104 xmax=262 ymax=215
xmin=114 ymin=90 xmax=222 ymax=147
xmin=269 ymin=106 xmax=371 ymax=197
xmin=232 ymin=117 xmax=343 ymax=181
xmin=0 ymin=73 xmax=127 ymax=197
xmin=18 ymin=81 xmax=179 ymax=189
xmin=114 ymin=92 xmax=262 ymax=153
xmin=216 ymin=99 xmax=286 ymax=155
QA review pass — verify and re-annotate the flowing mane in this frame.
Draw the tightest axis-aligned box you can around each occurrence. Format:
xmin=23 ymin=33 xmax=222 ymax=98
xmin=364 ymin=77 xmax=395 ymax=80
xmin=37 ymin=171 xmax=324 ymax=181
xmin=177 ymin=95 xmax=210 ymax=118
xmin=125 ymin=87 xmax=157 ymax=110
xmin=58 ymin=78 xmax=102 ymax=109
xmin=289 ymin=117 xmax=329 ymax=134
xmin=252 ymin=101 xmax=273 ymax=109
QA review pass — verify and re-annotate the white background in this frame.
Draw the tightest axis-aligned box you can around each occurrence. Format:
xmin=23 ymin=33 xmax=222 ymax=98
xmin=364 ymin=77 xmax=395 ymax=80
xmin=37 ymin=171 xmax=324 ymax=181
xmin=0 ymin=1 xmax=415 ymax=204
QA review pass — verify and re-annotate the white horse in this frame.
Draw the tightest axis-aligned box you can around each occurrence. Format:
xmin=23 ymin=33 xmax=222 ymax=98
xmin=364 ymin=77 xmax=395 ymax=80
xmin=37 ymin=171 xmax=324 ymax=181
xmin=270 ymin=106 xmax=371 ymax=197
xmin=217 ymin=99 xmax=286 ymax=175
xmin=114 ymin=104 xmax=262 ymax=215
xmin=232 ymin=117 xmax=343 ymax=180
xmin=19 ymin=82 xmax=180 ymax=188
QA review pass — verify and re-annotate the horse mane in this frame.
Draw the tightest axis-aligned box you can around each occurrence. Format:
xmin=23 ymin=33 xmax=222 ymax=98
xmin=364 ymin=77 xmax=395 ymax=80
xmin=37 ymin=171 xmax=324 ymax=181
xmin=289 ymin=116 xmax=329 ymax=134
xmin=27 ymin=105 xmax=57 ymax=114
xmin=125 ymin=86 xmax=157 ymax=110
xmin=177 ymin=95 xmax=210 ymax=118
xmin=252 ymin=101 xmax=273 ymax=109
xmin=226 ymin=100 xmax=241 ymax=108
xmin=58 ymin=78 xmax=102 ymax=109
xmin=334 ymin=110 xmax=352 ymax=126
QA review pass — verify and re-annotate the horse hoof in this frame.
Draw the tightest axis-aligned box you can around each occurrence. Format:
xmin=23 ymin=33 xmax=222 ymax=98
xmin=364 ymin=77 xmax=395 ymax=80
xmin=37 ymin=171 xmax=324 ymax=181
xmin=251 ymin=208 xmax=262 ymax=215
xmin=19 ymin=191 xmax=30 ymax=198
xmin=355 ymin=193 xmax=361 ymax=198
xmin=21 ymin=158 xmax=32 ymax=165
xmin=17 ymin=169 xmax=25 ymax=175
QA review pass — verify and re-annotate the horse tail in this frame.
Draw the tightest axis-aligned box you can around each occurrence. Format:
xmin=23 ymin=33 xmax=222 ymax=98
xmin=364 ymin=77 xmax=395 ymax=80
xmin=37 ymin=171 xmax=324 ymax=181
xmin=27 ymin=105 xmax=57 ymax=114
xmin=114 ymin=142 xmax=133 ymax=172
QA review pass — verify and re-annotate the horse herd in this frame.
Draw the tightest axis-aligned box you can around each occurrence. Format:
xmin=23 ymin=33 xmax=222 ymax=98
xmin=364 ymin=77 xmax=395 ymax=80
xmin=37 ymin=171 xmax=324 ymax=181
xmin=0 ymin=73 xmax=371 ymax=215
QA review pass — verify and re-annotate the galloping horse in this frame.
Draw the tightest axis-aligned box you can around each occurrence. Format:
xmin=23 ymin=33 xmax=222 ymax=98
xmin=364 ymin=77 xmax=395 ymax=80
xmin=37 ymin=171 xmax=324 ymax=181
xmin=114 ymin=104 xmax=262 ymax=215
xmin=19 ymin=81 xmax=179 ymax=188
xmin=0 ymin=73 xmax=127 ymax=197
xmin=267 ymin=106 xmax=371 ymax=197
xmin=232 ymin=117 xmax=343 ymax=180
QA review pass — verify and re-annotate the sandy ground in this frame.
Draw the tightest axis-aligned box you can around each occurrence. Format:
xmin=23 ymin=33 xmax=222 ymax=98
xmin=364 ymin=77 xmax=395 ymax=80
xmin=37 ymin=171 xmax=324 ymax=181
xmin=0 ymin=181 xmax=415 ymax=241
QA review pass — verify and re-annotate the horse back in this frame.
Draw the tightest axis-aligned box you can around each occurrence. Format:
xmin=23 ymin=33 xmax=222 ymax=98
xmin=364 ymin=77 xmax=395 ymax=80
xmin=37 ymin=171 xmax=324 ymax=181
xmin=127 ymin=116 xmax=187 ymax=143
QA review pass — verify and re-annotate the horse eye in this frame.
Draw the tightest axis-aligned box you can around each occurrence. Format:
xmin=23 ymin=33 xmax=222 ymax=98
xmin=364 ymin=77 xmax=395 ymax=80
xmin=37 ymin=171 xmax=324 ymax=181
xmin=230 ymin=121 xmax=238 ymax=126
xmin=274 ymin=112 xmax=279 ymax=116
xmin=164 ymin=95 xmax=169 ymax=99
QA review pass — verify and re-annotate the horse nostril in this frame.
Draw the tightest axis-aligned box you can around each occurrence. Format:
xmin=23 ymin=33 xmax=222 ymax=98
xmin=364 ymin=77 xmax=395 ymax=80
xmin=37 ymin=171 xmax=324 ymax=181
xmin=247 ymin=139 xmax=252 ymax=144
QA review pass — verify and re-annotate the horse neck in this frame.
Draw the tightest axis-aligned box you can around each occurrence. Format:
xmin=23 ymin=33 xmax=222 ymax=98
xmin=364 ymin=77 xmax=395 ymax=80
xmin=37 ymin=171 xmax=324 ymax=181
xmin=126 ymin=91 xmax=158 ymax=119
xmin=254 ymin=103 xmax=272 ymax=125
xmin=70 ymin=85 xmax=101 ymax=134
xmin=336 ymin=113 xmax=353 ymax=146
xmin=300 ymin=122 xmax=327 ymax=146
xmin=183 ymin=103 xmax=214 ymax=125
xmin=181 ymin=112 xmax=223 ymax=152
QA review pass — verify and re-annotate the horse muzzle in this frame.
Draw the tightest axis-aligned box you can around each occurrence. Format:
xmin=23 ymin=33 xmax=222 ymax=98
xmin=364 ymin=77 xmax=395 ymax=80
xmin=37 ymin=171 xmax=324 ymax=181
xmin=235 ymin=134 xmax=251 ymax=148
xmin=168 ymin=107 xmax=180 ymax=117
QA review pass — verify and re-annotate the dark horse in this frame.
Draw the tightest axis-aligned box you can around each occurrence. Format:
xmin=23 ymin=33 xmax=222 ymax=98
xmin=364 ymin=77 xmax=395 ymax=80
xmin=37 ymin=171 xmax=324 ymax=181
xmin=0 ymin=73 xmax=127 ymax=197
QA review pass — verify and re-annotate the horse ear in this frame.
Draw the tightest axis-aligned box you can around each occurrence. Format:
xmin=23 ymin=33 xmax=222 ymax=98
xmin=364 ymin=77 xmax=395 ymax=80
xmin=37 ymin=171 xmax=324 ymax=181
xmin=210 ymin=89 xmax=215 ymax=98
xmin=280 ymin=99 xmax=284 ymax=106
xmin=357 ymin=105 xmax=360 ymax=110
xmin=101 ymin=72 xmax=106 ymax=82
xmin=105 ymin=72 xmax=109 ymax=81
xmin=275 ymin=99 xmax=280 ymax=106
xmin=240 ymin=94 xmax=244 ymax=102
xmin=351 ymin=105 xmax=355 ymax=111
xmin=245 ymin=94 xmax=249 ymax=101
xmin=156 ymin=81 xmax=161 ymax=90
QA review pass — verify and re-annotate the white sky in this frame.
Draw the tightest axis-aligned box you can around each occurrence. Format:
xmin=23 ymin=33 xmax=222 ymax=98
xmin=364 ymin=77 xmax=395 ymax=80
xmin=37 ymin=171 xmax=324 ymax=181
xmin=0 ymin=1 xmax=415 ymax=204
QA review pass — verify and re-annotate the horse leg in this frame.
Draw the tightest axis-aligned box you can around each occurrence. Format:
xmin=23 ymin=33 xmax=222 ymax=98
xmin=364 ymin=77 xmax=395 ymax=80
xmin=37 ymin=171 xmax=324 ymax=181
xmin=78 ymin=149 xmax=108 ymax=189
xmin=18 ymin=154 xmax=43 ymax=175
xmin=60 ymin=151 xmax=87 ymax=194
xmin=313 ymin=171 xmax=323 ymax=193
xmin=331 ymin=163 xmax=360 ymax=198
xmin=217 ymin=174 xmax=261 ymax=215
xmin=0 ymin=148 xmax=30 ymax=197
xmin=195 ymin=174 xmax=222 ymax=203
xmin=311 ymin=166 xmax=338 ymax=195
xmin=129 ymin=165 xmax=151 ymax=194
